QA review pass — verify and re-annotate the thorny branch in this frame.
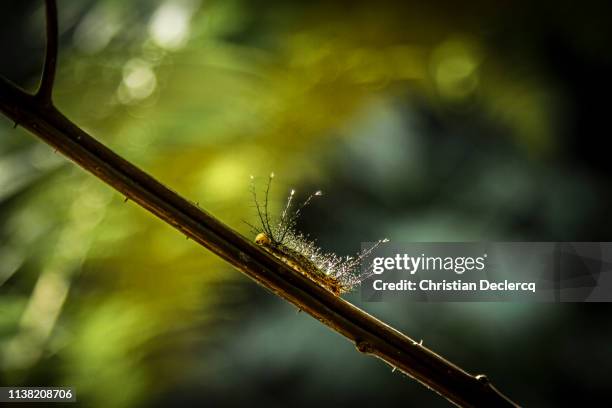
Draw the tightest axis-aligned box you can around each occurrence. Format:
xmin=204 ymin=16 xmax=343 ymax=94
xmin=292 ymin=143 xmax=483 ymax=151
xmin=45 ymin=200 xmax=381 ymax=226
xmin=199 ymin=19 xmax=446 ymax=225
xmin=0 ymin=2 xmax=520 ymax=407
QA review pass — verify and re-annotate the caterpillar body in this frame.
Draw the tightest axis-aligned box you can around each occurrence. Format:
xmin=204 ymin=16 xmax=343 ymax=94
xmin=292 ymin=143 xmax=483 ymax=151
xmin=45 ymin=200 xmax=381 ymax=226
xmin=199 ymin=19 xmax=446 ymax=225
xmin=248 ymin=173 xmax=388 ymax=296
xmin=255 ymin=231 xmax=347 ymax=295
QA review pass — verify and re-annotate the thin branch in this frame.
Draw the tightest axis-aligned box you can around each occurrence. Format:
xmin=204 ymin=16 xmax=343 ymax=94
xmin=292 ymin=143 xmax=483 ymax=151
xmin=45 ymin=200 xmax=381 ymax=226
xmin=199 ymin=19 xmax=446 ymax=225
xmin=36 ymin=0 xmax=58 ymax=104
xmin=0 ymin=76 xmax=519 ymax=408
xmin=0 ymin=2 xmax=520 ymax=407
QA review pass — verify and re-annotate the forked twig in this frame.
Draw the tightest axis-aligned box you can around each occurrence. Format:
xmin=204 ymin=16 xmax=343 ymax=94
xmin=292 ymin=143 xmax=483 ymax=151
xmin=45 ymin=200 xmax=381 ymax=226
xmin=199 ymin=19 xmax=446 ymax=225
xmin=36 ymin=0 xmax=58 ymax=104
xmin=0 ymin=2 xmax=520 ymax=407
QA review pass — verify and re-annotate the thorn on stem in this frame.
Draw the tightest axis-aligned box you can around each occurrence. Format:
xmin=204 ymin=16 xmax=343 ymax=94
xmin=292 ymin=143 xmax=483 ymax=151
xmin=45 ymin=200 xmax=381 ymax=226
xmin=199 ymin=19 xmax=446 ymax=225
xmin=13 ymin=121 xmax=18 ymax=129
xmin=124 ymin=196 xmax=129 ymax=203
xmin=356 ymin=340 xmax=373 ymax=354
xmin=476 ymin=375 xmax=490 ymax=385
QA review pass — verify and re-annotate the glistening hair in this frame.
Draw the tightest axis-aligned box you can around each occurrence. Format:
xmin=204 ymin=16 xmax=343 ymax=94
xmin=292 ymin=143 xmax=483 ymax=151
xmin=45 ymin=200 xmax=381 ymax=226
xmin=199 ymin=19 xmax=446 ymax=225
xmin=246 ymin=173 xmax=388 ymax=296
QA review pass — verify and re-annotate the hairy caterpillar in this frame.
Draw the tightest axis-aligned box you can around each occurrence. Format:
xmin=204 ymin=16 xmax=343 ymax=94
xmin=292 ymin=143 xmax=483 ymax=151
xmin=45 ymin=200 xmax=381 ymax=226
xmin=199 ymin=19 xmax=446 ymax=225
xmin=247 ymin=173 xmax=388 ymax=296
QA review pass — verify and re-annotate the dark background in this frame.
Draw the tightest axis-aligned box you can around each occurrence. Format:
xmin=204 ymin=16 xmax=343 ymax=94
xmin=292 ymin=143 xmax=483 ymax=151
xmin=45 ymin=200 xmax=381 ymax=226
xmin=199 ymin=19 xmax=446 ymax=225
xmin=1 ymin=1 xmax=611 ymax=406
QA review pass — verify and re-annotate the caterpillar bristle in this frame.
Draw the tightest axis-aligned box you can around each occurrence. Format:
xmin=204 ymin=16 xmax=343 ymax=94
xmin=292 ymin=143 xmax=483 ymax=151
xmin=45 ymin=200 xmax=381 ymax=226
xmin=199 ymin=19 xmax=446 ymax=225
xmin=249 ymin=175 xmax=388 ymax=295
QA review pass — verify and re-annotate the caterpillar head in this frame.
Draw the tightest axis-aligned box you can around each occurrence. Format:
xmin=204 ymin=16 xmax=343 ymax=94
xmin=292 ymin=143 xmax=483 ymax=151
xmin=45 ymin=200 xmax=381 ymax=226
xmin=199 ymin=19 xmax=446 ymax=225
xmin=255 ymin=232 xmax=272 ymax=246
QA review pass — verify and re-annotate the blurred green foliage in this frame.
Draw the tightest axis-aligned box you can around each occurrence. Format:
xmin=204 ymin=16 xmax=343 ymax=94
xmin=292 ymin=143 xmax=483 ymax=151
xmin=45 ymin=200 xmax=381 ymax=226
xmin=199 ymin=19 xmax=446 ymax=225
xmin=1 ymin=0 xmax=612 ymax=407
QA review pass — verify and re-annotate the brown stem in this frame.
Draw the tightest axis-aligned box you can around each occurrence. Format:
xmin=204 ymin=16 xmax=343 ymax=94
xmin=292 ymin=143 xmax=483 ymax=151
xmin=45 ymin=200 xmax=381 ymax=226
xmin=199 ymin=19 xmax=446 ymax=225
xmin=0 ymin=75 xmax=520 ymax=408
xmin=36 ymin=0 xmax=58 ymax=104
xmin=0 ymin=1 xmax=521 ymax=406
